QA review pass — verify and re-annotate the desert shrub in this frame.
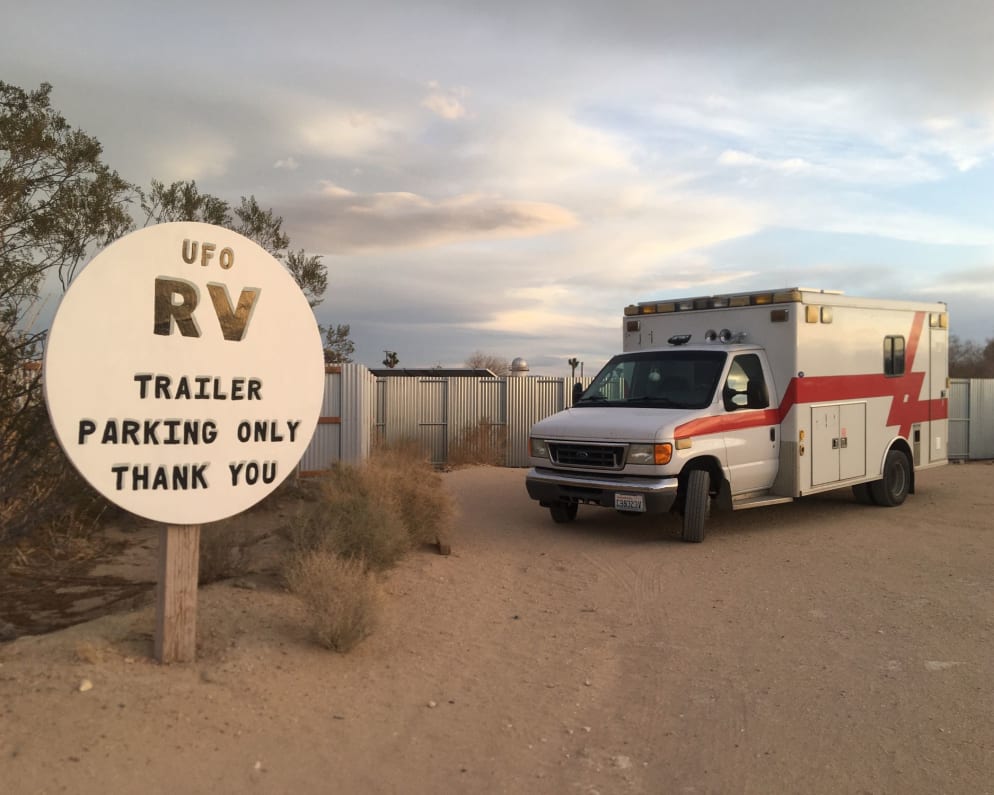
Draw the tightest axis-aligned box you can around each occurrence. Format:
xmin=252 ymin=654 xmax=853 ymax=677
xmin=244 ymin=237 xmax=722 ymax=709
xmin=367 ymin=443 xmax=455 ymax=548
xmin=284 ymin=550 xmax=378 ymax=652
xmin=198 ymin=518 xmax=253 ymax=584
xmin=0 ymin=407 xmax=112 ymax=547
xmin=249 ymin=470 xmax=321 ymax=513
xmin=447 ymin=418 xmax=507 ymax=467
xmin=1 ymin=466 xmax=116 ymax=570
xmin=287 ymin=463 xmax=411 ymax=571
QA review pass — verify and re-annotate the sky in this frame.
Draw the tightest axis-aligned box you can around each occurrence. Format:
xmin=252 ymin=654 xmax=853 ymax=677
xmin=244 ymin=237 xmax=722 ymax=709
xmin=5 ymin=0 xmax=994 ymax=375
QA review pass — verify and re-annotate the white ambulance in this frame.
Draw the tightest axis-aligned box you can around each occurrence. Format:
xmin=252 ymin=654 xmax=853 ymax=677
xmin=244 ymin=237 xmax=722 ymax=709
xmin=526 ymin=288 xmax=949 ymax=541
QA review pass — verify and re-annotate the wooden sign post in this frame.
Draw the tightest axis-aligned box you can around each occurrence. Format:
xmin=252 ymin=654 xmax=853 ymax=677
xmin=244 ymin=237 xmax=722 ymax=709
xmin=43 ymin=222 xmax=325 ymax=664
xmin=154 ymin=525 xmax=202 ymax=663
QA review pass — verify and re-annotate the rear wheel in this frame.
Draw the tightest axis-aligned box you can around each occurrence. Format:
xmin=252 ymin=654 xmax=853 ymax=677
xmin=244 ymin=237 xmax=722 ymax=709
xmin=852 ymin=482 xmax=876 ymax=505
xmin=681 ymin=469 xmax=710 ymax=543
xmin=870 ymin=450 xmax=911 ymax=507
xmin=550 ymin=502 xmax=578 ymax=523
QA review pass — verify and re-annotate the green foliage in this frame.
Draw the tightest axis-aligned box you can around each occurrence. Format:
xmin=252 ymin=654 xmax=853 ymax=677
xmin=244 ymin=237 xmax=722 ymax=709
xmin=1 ymin=82 xmax=134 ymax=295
xmin=232 ymin=194 xmax=289 ymax=256
xmin=323 ymin=323 xmax=355 ymax=364
xmin=1 ymin=81 xmax=132 ymax=541
xmin=139 ymin=179 xmax=328 ymax=309
xmin=138 ymin=178 xmax=228 ymax=226
xmin=382 ymin=350 xmax=399 ymax=368
xmin=287 ymin=248 xmax=328 ymax=309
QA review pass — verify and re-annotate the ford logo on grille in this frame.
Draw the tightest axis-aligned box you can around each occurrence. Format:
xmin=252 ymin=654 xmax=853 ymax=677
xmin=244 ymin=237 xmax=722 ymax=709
xmin=577 ymin=451 xmax=590 ymax=459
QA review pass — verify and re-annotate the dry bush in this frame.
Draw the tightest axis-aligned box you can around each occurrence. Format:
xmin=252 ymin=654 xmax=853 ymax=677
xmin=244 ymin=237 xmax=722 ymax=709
xmin=0 ymin=437 xmax=114 ymax=553
xmin=284 ymin=550 xmax=379 ymax=652
xmin=447 ymin=418 xmax=507 ymax=467
xmin=0 ymin=364 xmax=116 ymax=547
xmin=199 ymin=518 xmax=253 ymax=584
xmin=74 ymin=640 xmax=109 ymax=664
xmin=249 ymin=470 xmax=321 ymax=513
xmin=286 ymin=463 xmax=411 ymax=571
xmin=3 ymin=480 xmax=115 ymax=571
xmin=367 ymin=442 xmax=455 ymax=549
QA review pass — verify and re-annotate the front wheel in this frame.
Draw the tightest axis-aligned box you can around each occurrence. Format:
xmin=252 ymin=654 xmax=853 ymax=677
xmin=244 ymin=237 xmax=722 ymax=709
xmin=681 ymin=469 xmax=710 ymax=543
xmin=549 ymin=502 xmax=578 ymax=523
xmin=869 ymin=450 xmax=912 ymax=507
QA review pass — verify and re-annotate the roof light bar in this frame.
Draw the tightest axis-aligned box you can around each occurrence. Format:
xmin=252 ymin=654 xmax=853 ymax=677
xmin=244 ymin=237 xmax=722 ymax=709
xmin=629 ymin=287 xmax=813 ymax=316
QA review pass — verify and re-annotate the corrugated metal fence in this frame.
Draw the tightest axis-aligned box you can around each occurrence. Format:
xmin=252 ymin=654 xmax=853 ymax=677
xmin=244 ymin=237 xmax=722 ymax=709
xmin=949 ymin=378 xmax=994 ymax=460
xmin=300 ymin=369 xmax=994 ymax=472
xmin=300 ymin=364 xmax=591 ymax=472
xmin=298 ymin=364 xmax=378 ymax=473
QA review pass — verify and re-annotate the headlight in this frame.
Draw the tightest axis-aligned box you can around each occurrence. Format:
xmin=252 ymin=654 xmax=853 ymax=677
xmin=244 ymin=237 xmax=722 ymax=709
xmin=529 ymin=438 xmax=550 ymax=459
xmin=628 ymin=443 xmax=672 ymax=465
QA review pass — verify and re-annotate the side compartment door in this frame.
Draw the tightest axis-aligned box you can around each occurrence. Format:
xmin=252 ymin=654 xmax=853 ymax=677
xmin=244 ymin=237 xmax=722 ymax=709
xmin=810 ymin=404 xmax=839 ymax=487
xmin=811 ymin=402 xmax=867 ymax=486
xmin=839 ymin=403 xmax=867 ymax=480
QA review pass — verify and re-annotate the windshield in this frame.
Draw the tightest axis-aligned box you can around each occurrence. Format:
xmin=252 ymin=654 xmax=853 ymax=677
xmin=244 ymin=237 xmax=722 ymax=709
xmin=576 ymin=350 xmax=726 ymax=409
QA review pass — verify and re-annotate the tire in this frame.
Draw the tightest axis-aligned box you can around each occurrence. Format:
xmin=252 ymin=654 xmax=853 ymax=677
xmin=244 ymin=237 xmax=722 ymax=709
xmin=550 ymin=502 xmax=578 ymax=523
xmin=681 ymin=469 xmax=710 ymax=543
xmin=869 ymin=450 xmax=911 ymax=507
xmin=852 ymin=482 xmax=876 ymax=505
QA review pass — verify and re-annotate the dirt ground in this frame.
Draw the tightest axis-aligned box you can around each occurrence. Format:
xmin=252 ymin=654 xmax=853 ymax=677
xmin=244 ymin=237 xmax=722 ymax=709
xmin=1 ymin=463 xmax=992 ymax=794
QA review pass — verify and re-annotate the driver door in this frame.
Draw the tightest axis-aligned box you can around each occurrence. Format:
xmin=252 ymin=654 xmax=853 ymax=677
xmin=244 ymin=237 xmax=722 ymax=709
xmin=721 ymin=353 xmax=779 ymax=494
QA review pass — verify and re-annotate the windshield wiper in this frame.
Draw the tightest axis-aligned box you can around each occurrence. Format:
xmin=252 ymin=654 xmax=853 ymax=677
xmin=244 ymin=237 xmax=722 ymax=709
xmin=628 ymin=396 xmax=685 ymax=408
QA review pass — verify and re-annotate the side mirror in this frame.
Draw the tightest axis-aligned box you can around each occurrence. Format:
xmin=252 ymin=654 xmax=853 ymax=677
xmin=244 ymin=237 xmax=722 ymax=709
xmin=723 ymin=385 xmax=747 ymax=412
xmin=572 ymin=382 xmax=584 ymax=404
xmin=746 ymin=380 xmax=769 ymax=409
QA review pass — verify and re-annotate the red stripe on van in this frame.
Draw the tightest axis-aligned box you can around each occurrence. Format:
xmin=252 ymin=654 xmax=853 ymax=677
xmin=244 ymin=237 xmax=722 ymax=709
xmin=675 ymin=312 xmax=946 ymax=440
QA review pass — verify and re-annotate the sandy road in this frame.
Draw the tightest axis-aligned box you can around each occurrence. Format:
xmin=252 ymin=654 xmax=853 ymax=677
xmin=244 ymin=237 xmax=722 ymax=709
xmin=1 ymin=463 xmax=992 ymax=794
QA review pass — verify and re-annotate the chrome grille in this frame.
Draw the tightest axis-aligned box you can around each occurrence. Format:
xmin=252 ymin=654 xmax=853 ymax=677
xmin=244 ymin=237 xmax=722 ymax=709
xmin=549 ymin=442 xmax=625 ymax=470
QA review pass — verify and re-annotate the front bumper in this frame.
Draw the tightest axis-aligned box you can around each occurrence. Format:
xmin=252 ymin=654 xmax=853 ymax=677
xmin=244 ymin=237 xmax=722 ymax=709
xmin=525 ymin=467 xmax=679 ymax=513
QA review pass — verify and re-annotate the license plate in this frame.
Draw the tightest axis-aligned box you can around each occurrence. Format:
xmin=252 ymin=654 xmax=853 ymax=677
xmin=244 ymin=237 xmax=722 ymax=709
xmin=614 ymin=493 xmax=646 ymax=512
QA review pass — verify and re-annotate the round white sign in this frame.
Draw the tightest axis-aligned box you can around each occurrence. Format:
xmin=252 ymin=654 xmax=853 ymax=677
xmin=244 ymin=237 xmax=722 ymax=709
xmin=44 ymin=222 xmax=325 ymax=525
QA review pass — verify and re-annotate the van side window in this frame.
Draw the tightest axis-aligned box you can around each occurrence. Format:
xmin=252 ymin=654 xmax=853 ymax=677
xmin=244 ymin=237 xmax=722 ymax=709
xmin=723 ymin=354 xmax=770 ymax=411
xmin=884 ymin=335 xmax=905 ymax=376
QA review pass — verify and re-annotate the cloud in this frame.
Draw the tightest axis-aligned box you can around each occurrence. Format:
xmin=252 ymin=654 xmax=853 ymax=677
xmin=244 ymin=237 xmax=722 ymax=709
xmin=152 ymin=135 xmax=236 ymax=181
xmin=8 ymin=0 xmax=994 ymax=365
xmin=718 ymin=150 xmax=812 ymax=175
xmin=422 ymin=81 xmax=469 ymax=120
xmin=297 ymin=108 xmax=403 ymax=158
xmin=291 ymin=185 xmax=577 ymax=253
xmin=914 ymin=266 xmax=994 ymax=297
xmin=717 ymin=147 xmax=943 ymax=186
xmin=773 ymin=195 xmax=994 ymax=247
xmin=483 ymin=110 xmax=636 ymax=195
xmin=918 ymin=116 xmax=994 ymax=173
